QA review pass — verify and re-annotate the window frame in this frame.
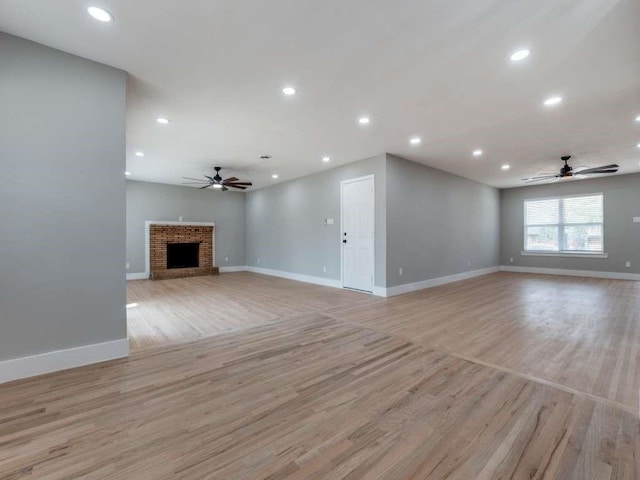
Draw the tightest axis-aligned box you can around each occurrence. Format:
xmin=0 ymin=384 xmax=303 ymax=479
xmin=522 ymin=192 xmax=606 ymax=257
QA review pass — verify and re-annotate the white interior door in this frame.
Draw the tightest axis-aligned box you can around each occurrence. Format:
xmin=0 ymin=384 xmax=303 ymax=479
xmin=341 ymin=175 xmax=374 ymax=292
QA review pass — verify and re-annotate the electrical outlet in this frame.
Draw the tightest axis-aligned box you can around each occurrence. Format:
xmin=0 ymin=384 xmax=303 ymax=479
xmin=626 ymin=261 xmax=631 ymax=268
xmin=125 ymin=262 xmax=130 ymax=269
xmin=466 ymin=260 xmax=471 ymax=268
xmin=509 ymin=257 xmax=514 ymax=263
xmin=399 ymin=267 xmax=403 ymax=276
xmin=178 ymin=216 xmax=183 ymax=222
xmin=323 ymin=266 xmax=327 ymax=273
xmin=257 ymin=258 xmax=261 ymax=264
xmin=225 ymin=256 xmax=229 ymax=262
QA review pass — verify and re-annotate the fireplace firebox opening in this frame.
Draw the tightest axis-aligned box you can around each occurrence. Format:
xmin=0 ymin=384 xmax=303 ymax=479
xmin=166 ymin=242 xmax=200 ymax=269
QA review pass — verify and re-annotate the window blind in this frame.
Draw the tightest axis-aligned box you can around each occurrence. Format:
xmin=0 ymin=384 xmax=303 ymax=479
xmin=524 ymin=194 xmax=603 ymax=252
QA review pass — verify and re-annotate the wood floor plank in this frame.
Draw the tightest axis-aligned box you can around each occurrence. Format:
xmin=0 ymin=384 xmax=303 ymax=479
xmin=1 ymin=272 xmax=638 ymax=478
xmin=126 ymin=272 xmax=375 ymax=351
xmin=323 ymin=272 xmax=640 ymax=411
xmin=129 ymin=272 xmax=640 ymax=411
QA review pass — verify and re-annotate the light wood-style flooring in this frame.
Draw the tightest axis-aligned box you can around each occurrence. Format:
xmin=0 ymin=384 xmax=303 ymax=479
xmin=126 ymin=272 xmax=374 ymax=350
xmin=1 ymin=272 xmax=639 ymax=478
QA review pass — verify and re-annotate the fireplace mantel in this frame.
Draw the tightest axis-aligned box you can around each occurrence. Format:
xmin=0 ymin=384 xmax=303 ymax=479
xmin=147 ymin=221 xmax=216 ymax=227
xmin=144 ymin=221 xmax=217 ymax=279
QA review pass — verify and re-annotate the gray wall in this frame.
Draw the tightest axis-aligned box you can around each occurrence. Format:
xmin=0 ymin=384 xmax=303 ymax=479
xmin=501 ymin=173 xmax=640 ymax=273
xmin=245 ymin=154 xmax=387 ymax=287
xmin=386 ymin=154 xmax=500 ymax=287
xmin=126 ymin=180 xmax=246 ymax=272
xmin=0 ymin=34 xmax=127 ymax=360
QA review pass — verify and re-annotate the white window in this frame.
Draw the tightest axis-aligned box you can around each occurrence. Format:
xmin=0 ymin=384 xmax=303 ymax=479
xmin=524 ymin=193 xmax=603 ymax=253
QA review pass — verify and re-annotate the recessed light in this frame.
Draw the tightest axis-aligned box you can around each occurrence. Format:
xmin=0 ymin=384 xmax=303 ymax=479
xmin=156 ymin=117 xmax=169 ymax=124
xmin=501 ymin=164 xmax=510 ymax=170
xmin=272 ymin=174 xmax=279 ymax=179
xmin=358 ymin=117 xmax=370 ymax=125
xmin=124 ymin=171 xmax=131 ymax=176
xmin=87 ymin=6 xmax=113 ymax=22
xmin=510 ymin=49 xmax=530 ymax=62
xmin=282 ymin=87 xmax=296 ymax=96
xmin=635 ymin=115 xmax=640 ymax=123
xmin=637 ymin=142 xmax=640 ymax=149
xmin=322 ymin=156 xmax=330 ymax=162
xmin=409 ymin=137 xmax=421 ymax=145
xmin=135 ymin=151 xmax=144 ymax=157
xmin=472 ymin=149 xmax=483 ymax=157
xmin=543 ymin=96 xmax=563 ymax=106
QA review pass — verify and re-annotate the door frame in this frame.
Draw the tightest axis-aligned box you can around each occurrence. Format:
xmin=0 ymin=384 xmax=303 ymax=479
xmin=340 ymin=174 xmax=375 ymax=292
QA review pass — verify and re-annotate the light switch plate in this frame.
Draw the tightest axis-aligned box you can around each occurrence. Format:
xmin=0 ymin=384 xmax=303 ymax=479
xmin=325 ymin=218 xmax=334 ymax=225
xmin=633 ymin=217 xmax=640 ymax=223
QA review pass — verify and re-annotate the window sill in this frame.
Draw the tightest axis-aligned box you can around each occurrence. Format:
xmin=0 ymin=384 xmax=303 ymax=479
xmin=521 ymin=251 xmax=609 ymax=259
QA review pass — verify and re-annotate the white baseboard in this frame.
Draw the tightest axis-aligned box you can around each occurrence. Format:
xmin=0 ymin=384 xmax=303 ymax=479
xmin=128 ymin=266 xmax=249 ymax=278
xmin=500 ymin=265 xmax=640 ymax=281
xmin=126 ymin=272 xmax=149 ymax=280
xmin=380 ymin=266 xmax=501 ymax=297
xmin=219 ymin=265 xmax=249 ymax=273
xmin=247 ymin=266 xmax=343 ymax=289
xmin=0 ymin=338 xmax=129 ymax=384
xmin=372 ymin=286 xmax=387 ymax=297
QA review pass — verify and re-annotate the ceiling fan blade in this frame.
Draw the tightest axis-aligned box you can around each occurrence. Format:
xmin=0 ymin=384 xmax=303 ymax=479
xmin=578 ymin=168 xmax=619 ymax=175
xmin=523 ymin=176 xmax=555 ymax=180
xmin=223 ymin=177 xmax=238 ymax=183
xmin=221 ymin=186 xmax=228 ymax=191
xmin=225 ymin=182 xmax=252 ymax=186
xmin=204 ymin=175 xmax=215 ymax=181
xmin=183 ymin=176 xmax=209 ymax=182
xmin=575 ymin=164 xmax=619 ymax=175
xmin=524 ymin=175 xmax=560 ymax=184
xmin=226 ymin=185 xmax=247 ymax=190
xmin=522 ymin=175 xmax=559 ymax=181
xmin=182 ymin=182 xmax=211 ymax=185
xmin=199 ymin=184 xmax=211 ymax=189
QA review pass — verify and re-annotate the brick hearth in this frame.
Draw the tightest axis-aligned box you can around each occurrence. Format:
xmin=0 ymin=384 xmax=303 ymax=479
xmin=149 ymin=224 xmax=218 ymax=280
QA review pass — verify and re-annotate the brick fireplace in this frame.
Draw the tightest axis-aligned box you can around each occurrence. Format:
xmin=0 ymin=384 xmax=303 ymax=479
xmin=148 ymin=223 xmax=219 ymax=280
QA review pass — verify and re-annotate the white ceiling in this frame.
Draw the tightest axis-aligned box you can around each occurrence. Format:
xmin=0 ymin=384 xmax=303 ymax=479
xmin=1 ymin=0 xmax=639 ymax=189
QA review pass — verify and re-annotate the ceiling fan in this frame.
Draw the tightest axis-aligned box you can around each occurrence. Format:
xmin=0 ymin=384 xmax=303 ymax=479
xmin=522 ymin=156 xmax=619 ymax=184
xmin=182 ymin=167 xmax=252 ymax=191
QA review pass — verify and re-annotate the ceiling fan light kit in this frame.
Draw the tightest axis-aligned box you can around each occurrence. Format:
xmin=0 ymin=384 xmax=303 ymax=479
xmin=182 ymin=167 xmax=253 ymax=192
